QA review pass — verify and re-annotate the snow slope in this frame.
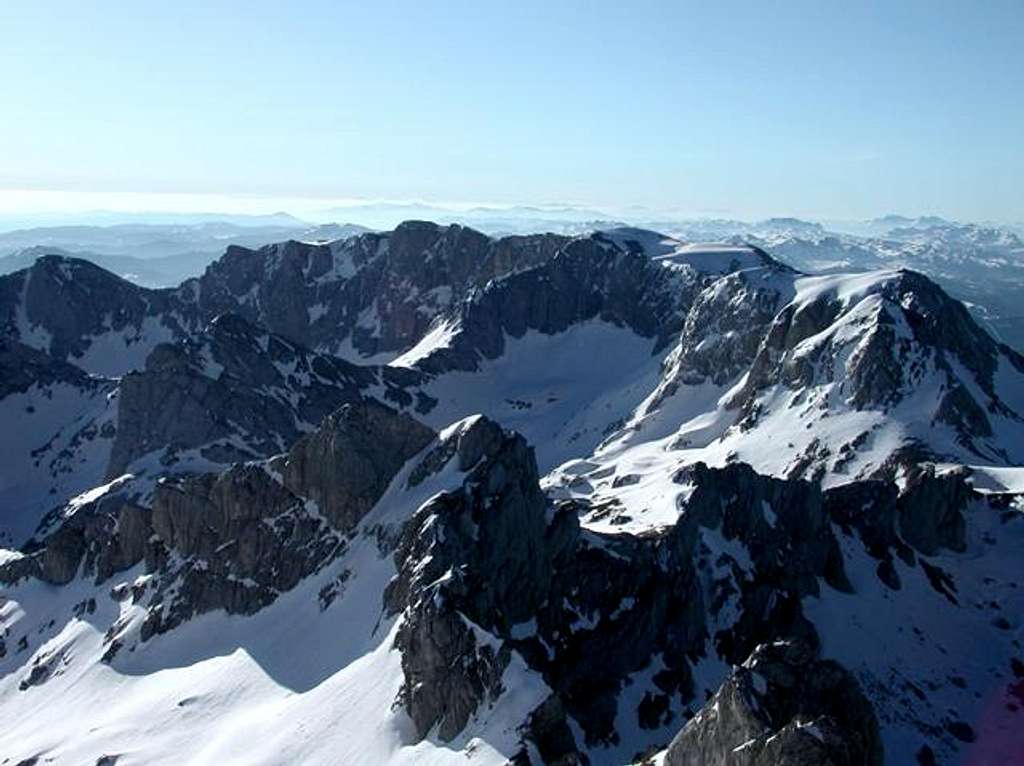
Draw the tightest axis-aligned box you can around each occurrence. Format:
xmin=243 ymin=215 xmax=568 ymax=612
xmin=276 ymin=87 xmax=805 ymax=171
xmin=0 ymin=420 xmax=549 ymax=765
xmin=405 ymin=320 xmax=667 ymax=472
xmin=0 ymin=381 xmax=117 ymax=546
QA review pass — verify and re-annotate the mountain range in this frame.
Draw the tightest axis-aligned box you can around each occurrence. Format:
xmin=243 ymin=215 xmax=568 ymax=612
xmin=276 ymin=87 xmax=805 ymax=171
xmin=0 ymin=221 xmax=1022 ymax=764
xmin=5 ymin=214 xmax=1023 ymax=351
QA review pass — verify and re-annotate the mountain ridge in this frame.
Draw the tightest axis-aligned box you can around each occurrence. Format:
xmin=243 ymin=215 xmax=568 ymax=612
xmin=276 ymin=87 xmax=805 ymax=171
xmin=0 ymin=220 xmax=1022 ymax=764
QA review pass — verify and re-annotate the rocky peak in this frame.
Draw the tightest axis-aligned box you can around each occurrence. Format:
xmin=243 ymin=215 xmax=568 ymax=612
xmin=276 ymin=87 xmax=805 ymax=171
xmin=696 ymin=267 xmax=1024 ymax=474
xmin=407 ymin=234 xmax=700 ymax=374
xmin=2 ymin=408 xmax=1018 ymax=763
xmin=0 ymin=254 xmax=190 ymax=374
xmin=664 ymin=639 xmax=883 ymax=766
xmin=385 ymin=416 xmax=566 ymax=741
xmin=741 ymin=269 xmax=1006 ymax=403
xmin=646 ymin=268 xmax=790 ymax=413
xmin=388 ymin=220 xmax=490 ymax=277
xmin=190 ymin=222 xmax=566 ymax=361
xmin=379 ymin=444 xmax=1002 ymax=759
xmin=3 ymin=222 xmax=1024 ymax=764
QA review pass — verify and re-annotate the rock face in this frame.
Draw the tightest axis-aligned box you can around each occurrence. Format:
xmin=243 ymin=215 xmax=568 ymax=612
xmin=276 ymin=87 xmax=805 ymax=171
xmin=410 ymin=233 xmax=702 ymax=374
xmin=192 ymin=222 xmax=566 ymax=359
xmin=651 ymin=267 xmax=789 ymax=403
xmin=1 ymin=407 xmax=1018 ymax=763
xmin=139 ymin=463 xmax=346 ymax=638
xmin=0 ymin=224 xmax=566 ymax=372
xmin=0 ymin=338 xmax=110 ymax=399
xmin=108 ymin=313 xmax=430 ymax=478
xmin=280 ymin=400 xmax=435 ymax=532
xmin=7 ymin=224 xmax=1024 ymax=480
xmin=0 ymin=254 xmax=192 ymax=374
xmin=394 ymin=229 xmax=1024 ymax=481
xmin=380 ymin=441 xmax=988 ymax=761
xmin=3 ymin=221 xmax=1024 ymax=764
xmin=664 ymin=639 xmax=882 ymax=766
xmin=3 ymin=401 xmax=438 ymax=641
xmin=385 ymin=416 xmax=558 ymax=740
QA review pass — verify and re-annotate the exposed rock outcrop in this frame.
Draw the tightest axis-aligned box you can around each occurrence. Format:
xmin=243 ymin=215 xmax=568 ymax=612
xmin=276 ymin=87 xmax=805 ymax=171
xmin=108 ymin=313 xmax=429 ymax=478
xmin=0 ymin=224 xmax=567 ymax=372
xmin=649 ymin=263 xmax=789 ymax=408
xmin=664 ymin=639 xmax=883 ymax=766
xmin=385 ymin=416 xmax=563 ymax=740
xmin=381 ymin=446 xmax=988 ymax=757
xmin=411 ymin=234 xmax=700 ymax=374
xmin=280 ymin=400 xmax=435 ymax=533
xmin=0 ymin=255 xmax=191 ymax=372
xmin=3 ymin=401 xmax=438 ymax=641
xmin=139 ymin=463 xmax=345 ymax=637
xmin=0 ymin=338 xmax=111 ymax=399
xmin=193 ymin=222 xmax=566 ymax=359
xmin=730 ymin=269 xmax=1022 ymax=462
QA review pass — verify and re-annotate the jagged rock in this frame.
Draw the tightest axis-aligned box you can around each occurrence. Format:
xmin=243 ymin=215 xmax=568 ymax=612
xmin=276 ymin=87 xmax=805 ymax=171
xmin=413 ymin=235 xmax=697 ymax=374
xmin=519 ymin=696 xmax=583 ymax=766
xmin=387 ymin=443 xmax=868 ymax=749
xmin=0 ymin=255 xmax=191 ymax=371
xmin=824 ymin=480 xmax=913 ymax=589
xmin=934 ymin=384 xmax=993 ymax=438
xmin=0 ymin=226 xmax=562 ymax=375
xmin=395 ymin=598 xmax=512 ymax=741
xmin=281 ymin=400 xmax=435 ymax=532
xmin=138 ymin=403 xmax=434 ymax=634
xmin=406 ymin=414 xmax=506 ymax=487
xmin=387 ymin=419 xmax=560 ymax=740
xmin=5 ymin=485 xmax=146 ymax=586
xmin=656 ymin=268 xmax=787 ymax=399
xmin=0 ymin=338 xmax=112 ymax=399
xmin=4 ymin=400 xmax=437 ymax=643
xmin=194 ymin=222 xmax=565 ymax=358
xmin=664 ymin=639 xmax=883 ymax=766
xmin=4 ymin=221 xmax=1024 ymax=763
xmin=729 ymin=269 xmax=1020 ymax=467
xmin=676 ymin=462 xmax=852 ymax=600
xmin=897 ymin=465 xmax=970 ymax=555
xmin=386 ymin=419 xmax=556 ymax=624
xmin=141 ymin=464 xmax=344 ymax=636
xmin=383 ymin=443 xmax=995 ymax=754
xmin=108 ymin=313 xmax=430 ymax=478
xmin=19 ymin=642 xmax=71 ymax=691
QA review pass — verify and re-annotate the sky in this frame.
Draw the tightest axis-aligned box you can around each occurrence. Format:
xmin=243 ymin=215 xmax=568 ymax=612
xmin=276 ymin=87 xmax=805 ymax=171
xmin=0 ymin=0 xmax=1022 ymax=222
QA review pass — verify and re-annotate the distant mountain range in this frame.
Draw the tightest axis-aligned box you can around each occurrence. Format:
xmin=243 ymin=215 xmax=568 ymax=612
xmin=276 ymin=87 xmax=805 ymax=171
xmin=0 ymin=222 xmax=371 ymax=286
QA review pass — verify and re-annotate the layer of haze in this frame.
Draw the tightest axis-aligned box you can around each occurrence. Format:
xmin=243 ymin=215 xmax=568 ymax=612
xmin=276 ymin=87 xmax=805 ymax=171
xmin=1 ymin=1 xmax=1022 ymax=221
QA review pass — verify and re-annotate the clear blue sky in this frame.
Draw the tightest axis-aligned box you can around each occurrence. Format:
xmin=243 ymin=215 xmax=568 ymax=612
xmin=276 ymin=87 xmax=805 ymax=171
xmin=1 ymin=0 xmax=1022 ymax=221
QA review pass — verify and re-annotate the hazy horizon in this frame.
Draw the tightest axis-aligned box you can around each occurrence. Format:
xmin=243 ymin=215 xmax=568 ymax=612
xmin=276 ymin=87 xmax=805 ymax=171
xmin=3 ymin=1 xmax=1022 ymax=223
xmin=0 ymin=189 xmax=1018 ymax=232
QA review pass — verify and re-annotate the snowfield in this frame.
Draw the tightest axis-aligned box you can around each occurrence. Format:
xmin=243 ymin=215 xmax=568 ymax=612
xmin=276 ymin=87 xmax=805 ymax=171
xmin=0 ymin=426 xmax=549 ymax=765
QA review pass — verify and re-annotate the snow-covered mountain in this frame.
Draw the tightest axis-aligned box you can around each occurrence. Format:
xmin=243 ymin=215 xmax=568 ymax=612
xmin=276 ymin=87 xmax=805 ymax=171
xmin=1 ymin=222 xmax=1022 ymax=765
xmin=720 ymin=222 xmax=1024 ymax=352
